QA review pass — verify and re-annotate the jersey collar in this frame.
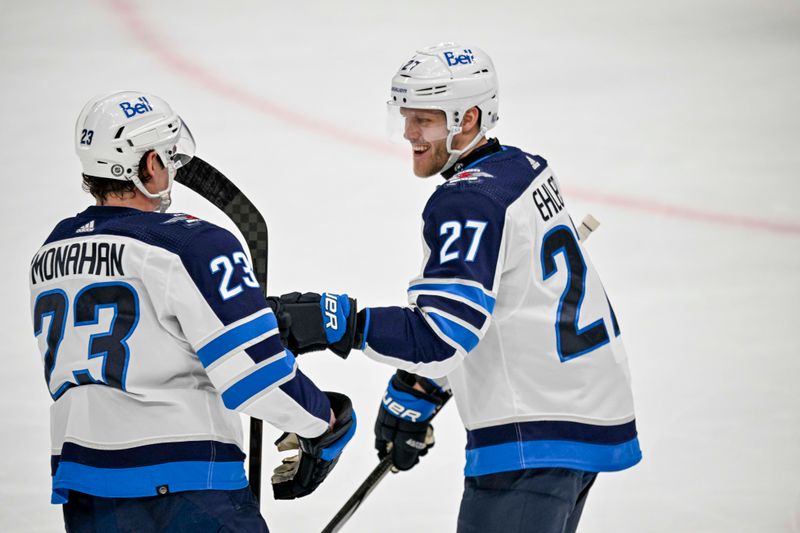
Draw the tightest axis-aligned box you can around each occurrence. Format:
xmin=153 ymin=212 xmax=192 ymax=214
xmin=441 ymin=138 xmax=503 ymax=180
xmin=79 ymin=205 xmax=142 ymax=217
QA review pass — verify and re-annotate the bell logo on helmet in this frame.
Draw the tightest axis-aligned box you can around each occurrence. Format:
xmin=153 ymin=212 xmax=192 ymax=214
xmin=443 ymin=49 xmax=475 ymax=67
xmin=119 ymin=96 xmax=154 ymax=119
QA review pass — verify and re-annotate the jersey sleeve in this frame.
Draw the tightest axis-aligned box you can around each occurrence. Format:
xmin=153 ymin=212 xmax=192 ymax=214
xmin=362 ymin=187 xmax=507 ymax=378
xmin=162 ymin=225 xmax=330 ymax=438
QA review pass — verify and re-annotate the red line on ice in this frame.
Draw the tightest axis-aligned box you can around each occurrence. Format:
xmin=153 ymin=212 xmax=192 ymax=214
xmin=105 ymin=0 xmax=800 ymax=237
xmin=105 ymin=0 xmax=401 ymax=158
xmin=566 ymin=188 xmax=800 ymax=236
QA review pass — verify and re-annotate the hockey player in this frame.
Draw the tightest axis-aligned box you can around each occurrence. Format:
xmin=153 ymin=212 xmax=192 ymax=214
xmin=29 ymin=91 xmax=356 ymax=532
xmin=268 ymin=43 xmax=641 ymax=533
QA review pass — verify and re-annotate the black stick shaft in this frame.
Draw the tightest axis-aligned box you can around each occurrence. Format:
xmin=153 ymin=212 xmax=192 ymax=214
xmin=249 ymin=418 xmax=264 ymax=501
xmin=321 ymin=394 xmax=452 ymax=532
xmin=321 ymin=456 xmax=393 ymax=533
xmin=175 ymin=157 xmax=268 ymax=502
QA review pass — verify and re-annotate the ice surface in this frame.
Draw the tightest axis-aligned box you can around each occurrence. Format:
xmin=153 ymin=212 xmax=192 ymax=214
xmin=1 ymin=1 xmax=798 ymax=531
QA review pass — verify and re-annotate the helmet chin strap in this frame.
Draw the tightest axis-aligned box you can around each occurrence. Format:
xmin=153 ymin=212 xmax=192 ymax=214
xmin=436 ymin=125 xmax=489 ymax=176
xmin=130 ymin=150 xmax=176 ymax=213
xmin=158 ymin=164 xmax=176 ymax=213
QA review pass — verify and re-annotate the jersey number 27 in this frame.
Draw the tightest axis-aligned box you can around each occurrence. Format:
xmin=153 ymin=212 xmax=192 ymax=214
xmin=541 ymin=225 xmax=619 ymax=362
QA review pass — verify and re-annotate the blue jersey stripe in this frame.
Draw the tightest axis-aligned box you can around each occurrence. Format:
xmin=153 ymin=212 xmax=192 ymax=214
xmin=416 ymin=294 xmax=488 ymax=330
xmin=51 ymin=460 xmax=247 ymax=503
xmin=359 ymin=308 xmax=371 ymax=350
xmin=221 ymin=351 xmax=296 ymax=409
xmin=428 ymin=312 xmax=480 ymax=353
xmin=464 ymin=437 xmax=642 ymax=477
xmin=197 ymin=312 xmax=277 ymax=367
xmin=463 ymin=149 xmax=506 ymax=170
xmin=408 ymin=283 xmax=496 ymax=314
xmin=467 ymin=420 xmax=638 ymax=449
xmin=52 ymin=440 xmax=244 ymax=472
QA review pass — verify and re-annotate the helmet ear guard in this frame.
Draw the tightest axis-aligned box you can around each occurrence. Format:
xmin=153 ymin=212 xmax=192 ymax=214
xmin=75 ymin=91 xmax=195 ymax=212
xmin=440 ymin=105 xmax=488 ymax=173
xmin=387 ymin=43 xmax=499 ymax=175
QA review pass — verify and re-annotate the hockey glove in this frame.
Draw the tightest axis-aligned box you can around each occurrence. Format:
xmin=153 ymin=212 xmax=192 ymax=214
xmin=271 ymin=392 xmax=356 ymax=500
xmin=266 ymin=292 xmax=358 ymax=358
xmin=375 ymin=370 xmax=449 ymax=471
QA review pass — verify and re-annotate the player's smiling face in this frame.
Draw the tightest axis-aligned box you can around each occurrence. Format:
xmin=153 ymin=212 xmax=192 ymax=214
xmin=401 ymin=108 xmax=450 ymax=177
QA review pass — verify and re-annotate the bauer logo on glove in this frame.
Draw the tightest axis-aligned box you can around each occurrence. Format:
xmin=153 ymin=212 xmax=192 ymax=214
xmin=374 ymin=371 xmax=451 ymax=471
xmin=381 ymin=387 xmax=437 ymax=422
xmin=266 ymin=292 xmax=358 ymax=358
xmin=322 ymin=293 xmax=350 ymax=342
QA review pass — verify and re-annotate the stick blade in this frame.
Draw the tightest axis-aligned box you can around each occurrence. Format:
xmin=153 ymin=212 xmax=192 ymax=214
xmin=577 ymin=214 xmax=600 ymax=242
xmin=176 ymin=157 xmax=240 ymax=211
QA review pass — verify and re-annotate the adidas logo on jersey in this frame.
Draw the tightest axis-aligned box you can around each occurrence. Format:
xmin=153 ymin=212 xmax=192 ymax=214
xmin=75 ymin=220 xmax=95 ymax=233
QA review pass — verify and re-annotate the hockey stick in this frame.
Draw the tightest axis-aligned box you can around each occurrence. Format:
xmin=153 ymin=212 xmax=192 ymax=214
xmin=321 ymin=394 xmax=452 ymax=533
xmin=321 ymin=214 xmax=601 ymax=532
xmin=176 ymin=156 xmax=268 ymax=502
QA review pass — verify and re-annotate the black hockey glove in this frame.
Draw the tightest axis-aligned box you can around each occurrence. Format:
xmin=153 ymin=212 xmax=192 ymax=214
xmin=271 ymin=392 xmax=356 ymax=500
xmin=375 ymin=370 xmax=449 ymax=471
xmin=266 ymin=292 xmax=359 ymax=358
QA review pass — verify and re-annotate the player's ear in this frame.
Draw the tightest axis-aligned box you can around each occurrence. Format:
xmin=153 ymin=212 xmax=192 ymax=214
xmin=143 ymin=150 xmax=163 ymax=179
xmin=461 ymin=107 xmax=481 ymax=134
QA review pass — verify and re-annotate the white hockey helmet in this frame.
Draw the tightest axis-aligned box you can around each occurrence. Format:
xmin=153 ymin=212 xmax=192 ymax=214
xmin=75 ymin=91 xmax=195 ymax=212
xmin=387 ymin=43 xmax=499 ymax=174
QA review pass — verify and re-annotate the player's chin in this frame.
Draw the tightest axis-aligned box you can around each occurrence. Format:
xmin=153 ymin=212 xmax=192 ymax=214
xmin=411 ymin=151 xmax=437 ymax=177
xmin=412 ymin=161 xmax=436 ymax=178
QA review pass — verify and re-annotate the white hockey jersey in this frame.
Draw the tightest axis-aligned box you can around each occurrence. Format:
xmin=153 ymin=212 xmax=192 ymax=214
xmin=30 ymin=206 xmax=331 ymax=503
xmin=362 ymin=139 xmax=641 ymax=477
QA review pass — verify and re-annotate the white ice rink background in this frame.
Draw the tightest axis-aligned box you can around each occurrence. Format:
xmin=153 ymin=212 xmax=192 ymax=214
xmin=1 ymin=1 xmax=798 ymax=531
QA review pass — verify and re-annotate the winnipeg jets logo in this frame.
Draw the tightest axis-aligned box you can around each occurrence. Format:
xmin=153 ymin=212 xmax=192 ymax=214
xmin=162 ymin=213 xmax=202 ymax=226
xmin=445 ymin=168 xmax=494 ymax=186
